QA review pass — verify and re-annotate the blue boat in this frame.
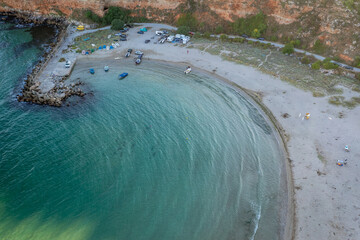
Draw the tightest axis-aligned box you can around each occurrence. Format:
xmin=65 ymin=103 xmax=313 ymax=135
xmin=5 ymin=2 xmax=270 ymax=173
xmin=90 ymin=68 xmax=95 ymax=74
xmin=104 ymin=66 xmax=109 ymax=72
xmin=118 ymin=72 xmax=128 ymax=79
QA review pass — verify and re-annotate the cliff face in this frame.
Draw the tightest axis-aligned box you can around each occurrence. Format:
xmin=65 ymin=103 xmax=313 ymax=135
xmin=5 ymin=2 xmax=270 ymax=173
xmin=1 ymin=0 xmax=359 ymax=62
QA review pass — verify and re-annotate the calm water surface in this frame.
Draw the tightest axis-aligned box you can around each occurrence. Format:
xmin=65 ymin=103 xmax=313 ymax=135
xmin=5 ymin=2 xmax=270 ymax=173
xmin=0 ymin=21 xmax=287 ymax=240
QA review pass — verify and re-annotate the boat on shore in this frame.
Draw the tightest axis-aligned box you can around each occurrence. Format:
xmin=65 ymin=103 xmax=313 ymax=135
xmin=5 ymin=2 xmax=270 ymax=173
xmin=184 ymin=66 xmax=191 ymax=74
xmin=125 ymin=49 xmax=132 ymax=58
xmin=119 ymin=72 xmax=128 ymax=79
xmin=104 ymin=66 xmax=109 ymax=72
xmin=135 ymin=54 xmax=143 ymax=65
xmin=90 ymin=68 xmax=95 ymax=74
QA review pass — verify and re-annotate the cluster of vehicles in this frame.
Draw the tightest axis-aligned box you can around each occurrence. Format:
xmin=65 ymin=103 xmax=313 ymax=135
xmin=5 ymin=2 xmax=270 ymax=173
xmin=154 ymin=31 xmax=190 ymax=44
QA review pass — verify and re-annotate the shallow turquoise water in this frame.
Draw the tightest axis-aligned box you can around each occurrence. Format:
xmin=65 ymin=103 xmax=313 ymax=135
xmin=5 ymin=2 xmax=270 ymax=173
xmin=0 ymin=22 xmax=287 ymax=240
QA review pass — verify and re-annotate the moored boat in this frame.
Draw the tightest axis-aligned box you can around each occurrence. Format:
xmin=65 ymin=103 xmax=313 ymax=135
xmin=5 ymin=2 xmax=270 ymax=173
xmin=90 ymin=68 xmax=95 ymax=74
xmin=119 ymin=72 xmax=128 ymax=79
xmin=104 ymin=66 xmax=109 ymax=72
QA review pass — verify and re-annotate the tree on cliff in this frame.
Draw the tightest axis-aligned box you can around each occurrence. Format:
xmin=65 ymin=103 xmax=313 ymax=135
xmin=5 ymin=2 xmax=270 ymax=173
xmin=233 ymin=12 xmax=267 ymax=37
xmin=177 ymin=26 xmax=190 ymax=35
xmin=177 ymin=13 xmax=198 ymax=31
xmin=282 ymin=43 xmax=294 ymax=54
xmin=104 ymin=7 xmax=131 ymax=25
xmin=111 ymin=19 xmax=125 ymax=30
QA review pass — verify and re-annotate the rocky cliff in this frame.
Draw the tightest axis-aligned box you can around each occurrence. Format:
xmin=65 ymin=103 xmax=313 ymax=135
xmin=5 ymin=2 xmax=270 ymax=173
xmin=1 ymin=0 xmax=359 ymax=62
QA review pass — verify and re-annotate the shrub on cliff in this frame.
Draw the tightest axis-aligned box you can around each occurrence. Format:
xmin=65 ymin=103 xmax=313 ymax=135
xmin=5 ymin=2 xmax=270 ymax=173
xmin=352 ymin=56 xmax=360 ymax=67
xmin=322 ymin=58 xmax=338 ymax=70
xmin=111 ymin=19 xmax=125 ymax=30
xmin=177 ymin=13 xmax=198 ymax=31
xmin=311 ymin=61 xmax=321 ymax=70
xmin=85 ymin=10 xmax=103 ymax=24
xmin=233 ymin=12 xmax=267 ymax=37
xmin=282 ymin=43 xmax=294 ymax=54
xmin=312 ymin=40 xmax=326 ymax=54
xmin=177 ymin=26 xmax=190 ymax=35
xmin=215 ymin=26 xmax=224 ymax=34
xmin=104 ymin=7 xmax=131 ymax=25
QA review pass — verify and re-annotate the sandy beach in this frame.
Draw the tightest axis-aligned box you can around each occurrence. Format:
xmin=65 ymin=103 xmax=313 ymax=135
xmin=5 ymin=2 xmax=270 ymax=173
xmin=43 ymin=23 xmax=360 ymax=239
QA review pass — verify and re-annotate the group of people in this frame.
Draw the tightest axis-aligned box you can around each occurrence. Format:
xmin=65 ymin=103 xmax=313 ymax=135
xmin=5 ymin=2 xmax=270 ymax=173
xmin=337 ymin=145 xmax=350 ymax=166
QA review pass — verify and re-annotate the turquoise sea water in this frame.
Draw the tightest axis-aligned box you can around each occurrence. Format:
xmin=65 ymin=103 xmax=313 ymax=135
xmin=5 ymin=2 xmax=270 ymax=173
xmin=0 ymin=21 xmax=287 ymax=240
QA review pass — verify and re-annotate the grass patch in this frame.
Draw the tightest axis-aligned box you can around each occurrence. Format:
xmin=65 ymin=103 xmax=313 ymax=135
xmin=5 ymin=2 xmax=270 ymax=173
xmin=328 ymin=96 xmax=345 ymax=105
xmin=328 ymin=96 xmax=360 ymax=109
xmin=190 ymin=37 xmax=360 ymax=96
xmin=312 ymin=91 xmax=325 ymax=97
xmin=73 ymin=29 xmax=120 ymax=51
xmin=352 ymin=86 xmax=360 ymax=92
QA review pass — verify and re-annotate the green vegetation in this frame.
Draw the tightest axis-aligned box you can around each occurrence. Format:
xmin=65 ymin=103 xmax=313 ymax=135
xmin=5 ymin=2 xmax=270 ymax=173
xmin=176 ymin=13 xmax=198 ymax=30
xmin=177 ymin=26 xmax=190 ymax=35
xmin=111 ymin=19 xmax=125 ymax=30
xmin=215 ymin=26 xmax=224 ymax=34
xmin=84 ymin=7 xmax=146 ymax=26
xmin=312 ymin=40 xmax=326 ymax=54
xmin=352 ymin=56 xmax=360 ymax=67
xmin=329 ymin=95 xmax=360 ymax=108
xmin=58 ymin=58 xmax=65 ymax=62
xmin=220 ymin=34 xmax=228 ymax=41
xmin=103 ymin=7 xmax=131 ymax=25
xmin=311 ymin=60 xmax=322 ymax=70
xmin=85 ymin=10 xmax=103 ymax=24
xmin=74 ymin=29 xmax=120 ymax=51
xmin=322 ymin=58 xmax=339 ymax=70
xmin=282 ymin=43 xmax=294 ymax=54
xmin=232 ymin=12 xmax=267 ymax=37
xmin=301 ymin=56 xmax=311 ymax=64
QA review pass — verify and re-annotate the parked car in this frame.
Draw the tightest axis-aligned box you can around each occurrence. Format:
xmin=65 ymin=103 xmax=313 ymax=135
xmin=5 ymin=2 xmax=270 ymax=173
xmin=135 ymin=51 xmax=144 ymax=55
xmin=258 ymin=37 xmax=265 ymax=41
xmin=65 ymin=60 xmax=71 ymax=68
xmin=344 ymin=65 xmax=354 ymax=70
xmin=241 ymin=34 xmax=249 ymax=38
xmin=120 ymin=34 xmax=127 ymax=38
xmin=156 ymin=31 xmax=163 ymax=36
xmin=137 ymin=31 xmax=144 ymax=34
xmin=162 ymin=30 xmax=169 ymax=34
xmin=145 ymin=40 xmax=150 ymax=43
xmin=120 ymin=38 xmax=127 ymax=41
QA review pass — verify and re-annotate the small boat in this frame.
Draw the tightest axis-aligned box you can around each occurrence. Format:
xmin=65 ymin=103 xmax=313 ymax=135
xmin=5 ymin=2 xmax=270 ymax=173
xmin=104 ymin=66 xmax=109 ymax=72
xmin=90 ymin=68 xmax=95 ymax=74
xmin=125 ymin=49 xmax=132 ymax=58
xmin=135 ymin=54 xmax=143 ymax=65
xmin=135 ymin=50 xmax=143 ymax=55
xmin=184 ymin=66 xmax=192 ymax=74
xmin=119 ymin=72 xmax=128 ymax=79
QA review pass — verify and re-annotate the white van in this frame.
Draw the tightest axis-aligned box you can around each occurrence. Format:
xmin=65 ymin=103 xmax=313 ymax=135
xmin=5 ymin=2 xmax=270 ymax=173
xmin=167 ymin=35 xmax=175 ymax=42
xmin=65 ymin=60 xmax=71 ymax=68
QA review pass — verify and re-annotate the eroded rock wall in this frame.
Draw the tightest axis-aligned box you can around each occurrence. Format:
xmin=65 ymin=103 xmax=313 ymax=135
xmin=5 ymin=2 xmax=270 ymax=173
xmin=1 ymin=0 xmax=359 ymax=61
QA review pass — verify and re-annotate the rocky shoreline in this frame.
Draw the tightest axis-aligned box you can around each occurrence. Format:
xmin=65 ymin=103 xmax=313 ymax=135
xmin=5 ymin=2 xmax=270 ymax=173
xmin=2 ymin=11 xmax=86 ymax=107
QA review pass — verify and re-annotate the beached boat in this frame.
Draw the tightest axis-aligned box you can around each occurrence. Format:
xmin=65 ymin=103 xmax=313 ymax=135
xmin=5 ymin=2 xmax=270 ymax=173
xmin=125 ymin=49 xmax=132 ymax=58
xmin=119 ymin=73 xmax=128 ymax=79
xmin=104 ymin=66 xmax=109 ymax=72
xmin=135 ymin=54 xmax=143 ymax=65
xmin=90 ymin=68 xmax=95 ymax=74
xmin=184 ymin=66 xmax=192 ymax=74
